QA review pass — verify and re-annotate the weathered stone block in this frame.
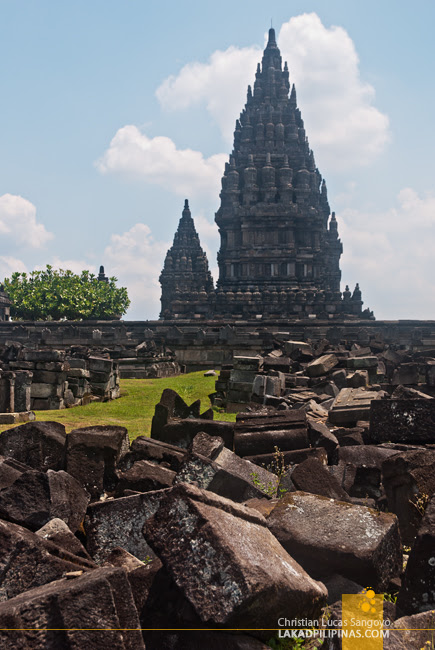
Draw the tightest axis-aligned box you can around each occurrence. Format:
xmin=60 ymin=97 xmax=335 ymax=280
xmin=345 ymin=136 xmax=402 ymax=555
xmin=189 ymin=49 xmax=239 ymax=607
xmin=145 ymin=483 xmax=327 ymax=628
xmin=156 ymin=419 xmax=234 ymax=450
xmin=85 ymin=489 xmax=167 ymax=563
xmin=234 ymin=410 xmax=308 ymax=456
xmin=36 ymin=517 xmax=92 ymax=560
xmin=267 ymin=491 xmax=402 ymax=589
xmin=0 ymin=468 xmax=89 ymax=532
xmin=306 ymin=354 xmax=338 ymax=377
xmin=0 ymin=421 xmax=66 ymax=471
xmin=346 ymin=356 xmax=378 ymax=370
xmin=66 ymin=425 xmax=129 ymax=499
xmin=175 ymin=448 xmax=279 ymax=501
xmin=290 ymin=458 xmax=350 ymax=501
xmin=382 ymin=449 xmax=435 ymax=543
xmin=0 ymin=519 xmax=93 ymax=600
xmin=116 ymin=460 xmax=176 ymax=496
xmin=30 ymin=382 xmax=63 ymax=398
xmin=329 ymin=388 xmax=381 ymax=425
xmin=119 ymin=436 xmax=186 ymax=472
xmin=0 ymin=567 xmax=144 ymax=649
xmin=396 ymin=497 xmax=435 ymax=615
xmin=370 ymin=399 xmax=435 ymax=444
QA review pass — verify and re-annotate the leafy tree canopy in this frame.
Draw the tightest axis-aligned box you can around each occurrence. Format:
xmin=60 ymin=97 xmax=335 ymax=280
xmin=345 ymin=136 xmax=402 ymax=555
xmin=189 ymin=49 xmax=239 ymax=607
xmin=3 ymin=265 xmax=130 ymax=320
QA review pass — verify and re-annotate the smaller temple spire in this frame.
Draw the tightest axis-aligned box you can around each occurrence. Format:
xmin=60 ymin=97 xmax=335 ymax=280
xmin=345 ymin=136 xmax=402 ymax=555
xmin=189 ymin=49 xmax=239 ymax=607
xmin=267 ymin=27 xmax=277 ymax=47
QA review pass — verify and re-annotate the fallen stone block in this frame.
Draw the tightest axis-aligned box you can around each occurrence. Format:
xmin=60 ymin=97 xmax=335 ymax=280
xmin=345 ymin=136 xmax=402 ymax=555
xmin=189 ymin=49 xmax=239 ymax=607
xmin=267 ymin=491 xmax=402 ymax=589
xmin=307 ymin=419 xmax=338 ymax=460
xmin=0 ymin=518 xmax=94 ymax=600
xmin=0 ymin=421 xmax=66 ymax=471
xmin=115 ymin=460 xmax=176 ymax=496
xmin=0 ymin=456 xmax=31 ymax=489
xmin=36 ymin=517 xmax=92 ymax=561
xmin=346 ymin=356 xmax=378 ymax=370
xmin=0 ymin=566 xmax=144 ymax=649
xmin=382 ymin=449 xmax=435 ymax=544
xmin=66 ymin=425 xmax=129 ymax=499
xmin=396 ymin=496 xmax=435 ymax=616
xmin=156 ymin=419 xmax=234 ymax=450
xmin=145 ymin=483 xmax=327 ymax=628
xmin=150 ymin=388 xmax=200 ymax=439
xmin=329 ymin=388 xmax=382 ymax=426
xmin=175 ymin=448 xmax=279 ymax=501
xmin=234 ymin=410 xmax=308 ymax=456
xmin=85 ymin=489 xmax=168 ymax=563
xmin=370 ymin=399 xmax=435 ymax=444
xmin=119 ymin=435 xmax=186 ymax=472
xmin=244 ymin=447 xmax=327 ymax=470
xmin=190 ymin=431 xmax=224 ymax=459
xmin=335 ymin=446 xmax=398 ymax=500
xmin=290 ymin=458 xmax=350 ymax=501
xmin=0 ymin=468 xmax=89 ymax=532
xmin=384 ymin=610 xmax=435 ymax=650
xmin=392 ymin=362 xmax=419 ymax=385
xmin=306 ymin=354 xmax=338 ymax=378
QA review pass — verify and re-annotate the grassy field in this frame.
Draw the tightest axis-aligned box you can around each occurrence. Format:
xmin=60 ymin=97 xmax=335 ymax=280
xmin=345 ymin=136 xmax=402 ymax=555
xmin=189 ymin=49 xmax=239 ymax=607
xmin=0 ymin=371 xmax=236 ymax=441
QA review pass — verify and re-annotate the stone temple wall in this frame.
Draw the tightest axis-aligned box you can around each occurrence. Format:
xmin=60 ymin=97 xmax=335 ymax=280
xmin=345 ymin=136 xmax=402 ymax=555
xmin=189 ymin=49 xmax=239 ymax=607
xmin=0 ymin=319 xmax=435 ymax=372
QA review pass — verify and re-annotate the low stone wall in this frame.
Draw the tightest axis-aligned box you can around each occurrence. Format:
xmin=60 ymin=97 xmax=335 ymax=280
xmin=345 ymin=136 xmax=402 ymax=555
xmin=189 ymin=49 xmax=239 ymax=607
xmin=1 ymin=318 xmax=435 ymax=372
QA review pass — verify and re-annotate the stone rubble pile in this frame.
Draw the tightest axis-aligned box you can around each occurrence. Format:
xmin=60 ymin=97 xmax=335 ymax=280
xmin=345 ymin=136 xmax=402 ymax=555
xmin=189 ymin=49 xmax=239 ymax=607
xmin=0 ymin=383 xmax=433 ymax=648
xmin=0 ymin=345 xmax=121 ymax=419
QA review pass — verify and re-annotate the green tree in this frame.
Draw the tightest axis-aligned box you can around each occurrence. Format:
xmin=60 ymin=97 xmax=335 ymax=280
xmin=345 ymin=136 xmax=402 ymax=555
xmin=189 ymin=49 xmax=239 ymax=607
xmin=3 ymin=265 xmax=130 ymax=320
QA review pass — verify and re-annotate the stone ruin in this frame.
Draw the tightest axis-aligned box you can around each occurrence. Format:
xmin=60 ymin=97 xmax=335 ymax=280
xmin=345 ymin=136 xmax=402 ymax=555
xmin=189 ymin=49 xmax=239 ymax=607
xmin=160 ymin=29 xmax=374 ymax=322
xmin=0 ymin=345 xmax=121 ymax=422
xmin=0 ymin=375 xmax=433 ymax=647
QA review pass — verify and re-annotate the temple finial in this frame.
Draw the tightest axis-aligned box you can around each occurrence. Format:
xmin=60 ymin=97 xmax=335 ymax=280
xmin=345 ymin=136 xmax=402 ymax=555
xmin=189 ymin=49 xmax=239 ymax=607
xmin=267 ymin=27 xmax=276 ymax=47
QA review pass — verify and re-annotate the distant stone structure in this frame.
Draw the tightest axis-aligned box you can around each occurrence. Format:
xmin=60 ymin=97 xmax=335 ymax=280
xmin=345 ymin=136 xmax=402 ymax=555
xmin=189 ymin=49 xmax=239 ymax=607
xmin=0 ymin=285 xmax=11 ymax=321
xmin=160 ymin=28 xmax=373 ymax=321
xmin=159 ymin=200 xmax=214 ymax=319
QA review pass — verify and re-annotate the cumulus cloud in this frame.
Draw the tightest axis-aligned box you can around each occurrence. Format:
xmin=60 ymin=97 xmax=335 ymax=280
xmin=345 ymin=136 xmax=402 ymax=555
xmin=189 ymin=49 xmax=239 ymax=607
xmin=0 ymin=194 xmax=53 ymax=248
xmin=0 ymin=256 xmax=28 ymax=281
xmin=34 ymin=258 xmax=96 ymax=275
xmin=339 ymin=188 xmax=435 ymax=319
xmin=96 ymin=125 xmax=227 ymax=199
xmin=103 ymin=222 xmax=170 ymax=320
xmin=156 ymin=13 xmax=389 ymax=171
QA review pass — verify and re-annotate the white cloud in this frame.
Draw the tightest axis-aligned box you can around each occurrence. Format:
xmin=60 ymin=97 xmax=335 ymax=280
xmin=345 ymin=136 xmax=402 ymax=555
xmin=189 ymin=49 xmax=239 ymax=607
xmin=156 ymin=13 xmax=389 ymax=171
xmin=0 ymin=194 xmax=53 ymax=248
xmin=339 ymin=188 xmax=435 ymax=319
xmin=0 ymin=256 xmax=28 ymax=281
xmin=96 ymin=125 xmax=227 ymax=199
xmin=156 ymin=45 xmax=261 ymax=144
xmin=103 ymin=222 xmax=170 ymax=320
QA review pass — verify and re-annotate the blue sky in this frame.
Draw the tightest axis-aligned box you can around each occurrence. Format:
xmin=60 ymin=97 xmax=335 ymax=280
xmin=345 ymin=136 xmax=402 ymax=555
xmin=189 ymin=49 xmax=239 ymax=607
xmin=1 ymin=0 xmax=434 ymax=320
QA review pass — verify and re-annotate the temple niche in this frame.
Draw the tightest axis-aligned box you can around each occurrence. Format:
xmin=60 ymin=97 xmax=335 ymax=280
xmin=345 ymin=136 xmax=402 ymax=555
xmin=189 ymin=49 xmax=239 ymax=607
xmin=159 ymin=200 xmax=215 ymax=319
xmin=160 ymin=28 xmax=373 ymax=321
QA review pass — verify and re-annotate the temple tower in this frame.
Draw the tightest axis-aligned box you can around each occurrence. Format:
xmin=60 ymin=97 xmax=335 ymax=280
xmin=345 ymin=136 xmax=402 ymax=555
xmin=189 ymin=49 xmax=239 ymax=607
xmin=214 ymin=28 xmax=369 ymax=320
xmin=160 ymin=200 xmax=214 ymax=319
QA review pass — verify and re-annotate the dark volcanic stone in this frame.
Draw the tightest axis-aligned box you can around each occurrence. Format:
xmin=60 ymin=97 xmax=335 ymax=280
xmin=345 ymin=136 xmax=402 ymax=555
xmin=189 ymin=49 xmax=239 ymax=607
xmin=115 ymin=460 xmax=176 ymax=496
xmin=396 ymin=496 xmax=435 ymax=615
xmin=290 ymin=457 xmax=350 ymax=501
xmin=370 ymin=399 xmax=435 ymax=444
xmin=0 ymin=421 xmax=66 ymax=471
xmin=0 ymin=469 xmax=89 ymax=532
xmin=145 ymin=483 xmax=327 ymax=628
xmin=174 ymin=449 xmax=279 ymax=502
xmin=36 ymin=518 xmax=92 ymax=560
xmin=0 ymin=518 xmax=94 ymax=600
xmin=158 ymin=419 xmax=234 ymax=450
xmin=267 ymin=491 xmax=402 ymax=590
xmin=382 ymin=449 xmax=435 ymax=544
xmin=189 ymin=432 xmax=225 ymax=460
xmin=66 ymin=425 xmax=129 ymax=499
xmin=85 ymin=489 xmax=168 ymax=563
xmin=119 ymin=436 xmax=186 ymax=472
xmin=0 ymin=456 xmax=32 ymax=490
xmin=0 ymin=567 xmax=144 ymax=649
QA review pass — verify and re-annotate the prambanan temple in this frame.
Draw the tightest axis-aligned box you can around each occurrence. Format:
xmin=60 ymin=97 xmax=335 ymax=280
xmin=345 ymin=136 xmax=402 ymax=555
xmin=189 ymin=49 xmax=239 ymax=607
xmin=159 ymin=28 xmax=373 ymax=322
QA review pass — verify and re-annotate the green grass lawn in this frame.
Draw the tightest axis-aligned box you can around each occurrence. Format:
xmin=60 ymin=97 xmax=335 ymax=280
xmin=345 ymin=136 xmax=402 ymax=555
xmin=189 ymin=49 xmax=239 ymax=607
xmin=0 ymin=371 xmax=236 ymax=441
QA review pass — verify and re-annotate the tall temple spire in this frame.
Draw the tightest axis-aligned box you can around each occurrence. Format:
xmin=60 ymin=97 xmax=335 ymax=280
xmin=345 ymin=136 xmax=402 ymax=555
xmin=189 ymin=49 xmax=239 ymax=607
xmin=159 ymin=27 xmax=373 ymax=321
xmin=159 ymin=200 xmax=214 ymax=319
